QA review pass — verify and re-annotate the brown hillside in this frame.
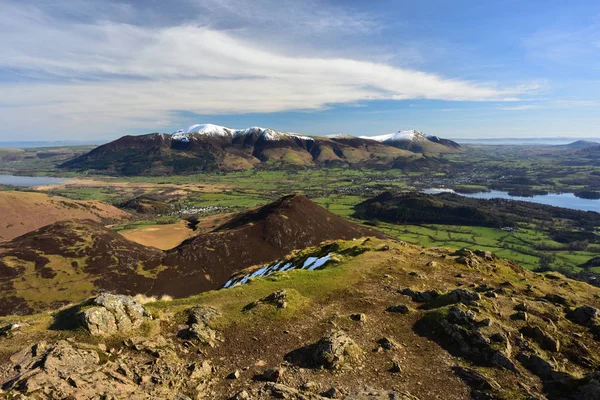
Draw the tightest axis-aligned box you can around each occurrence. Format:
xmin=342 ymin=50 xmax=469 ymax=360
xmin=0 ymin=191 xmax=130 ymax=242
xmin=0 ymin=195 xmax=385 ymax=316
xmin=156 ymin=195 xmax=386 ymax=298
xmin=0 ymin=219 xmax=162 ymax=316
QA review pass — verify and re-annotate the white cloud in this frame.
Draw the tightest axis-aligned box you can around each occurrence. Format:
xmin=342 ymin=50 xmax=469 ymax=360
xmin=0 ymin=2 xmax=534 ymax=139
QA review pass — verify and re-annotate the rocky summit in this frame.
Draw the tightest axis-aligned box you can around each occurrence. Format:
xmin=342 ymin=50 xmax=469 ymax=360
xmin=2 ymin=237 xmax=600 ymax=399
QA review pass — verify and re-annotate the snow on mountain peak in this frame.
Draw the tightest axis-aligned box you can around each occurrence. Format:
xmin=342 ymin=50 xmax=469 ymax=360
xmin=172 ymin=124 xmax=314 ymax=142
xmin=360 ymin=129 xmax=426 ymax=143
xmin=185 ymin=124 xmax=233 ymax=136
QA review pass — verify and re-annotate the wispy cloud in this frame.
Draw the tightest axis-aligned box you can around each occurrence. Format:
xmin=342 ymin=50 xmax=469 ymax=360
xmin=499 ymin=105 xmax=540 ymax=111
xmin=0 ymin=2 xmax=534 ymax=138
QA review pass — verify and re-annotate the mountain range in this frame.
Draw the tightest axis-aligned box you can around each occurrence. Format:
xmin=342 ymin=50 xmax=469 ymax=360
xmin=60 ymin=124 xmax=460 ymax=175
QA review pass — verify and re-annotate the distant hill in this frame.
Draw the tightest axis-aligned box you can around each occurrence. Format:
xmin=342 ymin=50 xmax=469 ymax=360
xmin=353 ymin=191 xmax=600 ymax=229
xmin=0 ymin=191 xmax=130 ymax=242
xmin=360 ymin=129 xmax=461 ymax=153
xmin=561 ymin=140 xmax=600 ymax=149
xmin=57 ymin=124 xmax=453 ymax=175
xmin=0 ymin=195 xmax=384 ymax=316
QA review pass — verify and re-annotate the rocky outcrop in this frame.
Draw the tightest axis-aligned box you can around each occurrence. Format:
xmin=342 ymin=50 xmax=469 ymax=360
xmin=181 ymin=305 xmax=222 ymax=347
xmin=244 ymin=290 xmax=288 ymax=311
xmin=568 ymin=305 xmax=599 ymax=326
xmin=435 ymin=289 xmax=482 ymax=307
xmin=520 ymin=325 xmax=560 ymax=352
xmin=82 ymin=293 xmax=150 ymax=336
xmin=311 ymin=331 xmax=363 ymax=370
xmin=398 ymin=288 xmax=440 ymax=303
xmin=261 ymin=383 xmax=420 ymax=400
xmin=1 ymin=338 xmax=202 ymax=399
xmin=417 ymin=305 xmax=517 ymax=372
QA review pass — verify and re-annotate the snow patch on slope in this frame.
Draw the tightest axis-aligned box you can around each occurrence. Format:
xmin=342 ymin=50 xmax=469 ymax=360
xmin=223 ymin=252 xmax=333 ymax=288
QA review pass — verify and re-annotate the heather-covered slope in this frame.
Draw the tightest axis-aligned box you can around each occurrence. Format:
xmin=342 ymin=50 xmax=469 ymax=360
xmin=0 ymin=219 xmax=163 ymax=316
xmin=156 ymin=194 xmax=386 ymax=297
xmin=0 ymin=195 xmax=385 ymax=316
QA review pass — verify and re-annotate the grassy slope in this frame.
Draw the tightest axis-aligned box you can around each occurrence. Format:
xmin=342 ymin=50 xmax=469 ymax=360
xmin=2 ymin=237 xmax=600 ymax=399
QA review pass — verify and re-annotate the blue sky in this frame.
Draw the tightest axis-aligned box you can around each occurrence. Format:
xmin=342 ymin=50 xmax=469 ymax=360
xmin=0 ymin=0 xmax=599 ymax=140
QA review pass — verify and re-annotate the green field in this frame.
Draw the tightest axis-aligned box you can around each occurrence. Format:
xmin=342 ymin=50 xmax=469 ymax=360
xmin=2 ymin=144 xmax=599 ymax=276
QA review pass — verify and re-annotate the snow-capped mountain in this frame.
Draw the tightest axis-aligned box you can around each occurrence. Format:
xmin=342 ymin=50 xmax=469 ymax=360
xmin=361 ymin=129 xmax=460 ymax=152
xmin=62 ymin=123 xmax=459 ymax=175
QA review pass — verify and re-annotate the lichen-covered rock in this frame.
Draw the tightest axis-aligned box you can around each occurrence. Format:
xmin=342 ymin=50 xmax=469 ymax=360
xmin=264 ymin=383 xmax=326 ymax=399
xmin=376 ymin=337 xmax=399 ymax=351
xmin=312 ymin=331 xmax=363 ymax=369
xmin=257 ymin=367 xmax=285 ymax=383
xmin=452 ymin=366 xmax=500 ymax=391
xmin=183 ymin=305 xmax=222 ymax=347
xmin=3 ymin=341 xmax=116 ymax=396
xmin=2 ymin=337 xmax=197 ymax=399
xmin=82 ymin=293 xmax=150 ymax=336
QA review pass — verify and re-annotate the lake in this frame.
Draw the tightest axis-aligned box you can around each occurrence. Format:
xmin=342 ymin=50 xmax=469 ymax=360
xmin=423 ymin=188 xmax=600 ymax=213
xmin=0 ymin=174 xmax=68 ymax=187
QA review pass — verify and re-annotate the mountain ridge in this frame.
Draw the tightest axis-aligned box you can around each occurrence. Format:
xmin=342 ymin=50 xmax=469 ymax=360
xmin=59 ymin=124 xmax=458 ymax=175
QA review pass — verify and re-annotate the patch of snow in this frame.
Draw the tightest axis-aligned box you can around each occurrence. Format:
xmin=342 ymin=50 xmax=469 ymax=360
xmin=223 ymin=253 xmax=333 ymax=288
xmin=302 ymin=257 xmax=319 ymax=269
xmin=261 ymin=129 xmax=282 ymax=141
xmin=289 ymin=133 xmax=315 ymax=142
xmin=172 ymin=129 xmax=191 ymax=142
xmin=237 ymin=126 xmax=266 ymax=135
xmin=306 ymin=254 xmax=332 ymax=271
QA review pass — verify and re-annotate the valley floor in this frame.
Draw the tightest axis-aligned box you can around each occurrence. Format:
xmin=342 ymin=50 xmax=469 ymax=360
xmin=2 ymin=165 xmax=598 ymax=276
